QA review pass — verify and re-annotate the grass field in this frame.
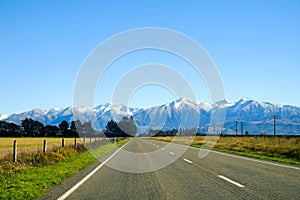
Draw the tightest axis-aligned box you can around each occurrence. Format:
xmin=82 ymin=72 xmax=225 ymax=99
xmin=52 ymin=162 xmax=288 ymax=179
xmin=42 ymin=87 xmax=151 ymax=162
xmin=0 ymin=138 xmax=89 ymax=160
xmin=0 ymin=139 xmax=129 ymax=199
xmin=152 ymin=136 xmax=300 ymax=164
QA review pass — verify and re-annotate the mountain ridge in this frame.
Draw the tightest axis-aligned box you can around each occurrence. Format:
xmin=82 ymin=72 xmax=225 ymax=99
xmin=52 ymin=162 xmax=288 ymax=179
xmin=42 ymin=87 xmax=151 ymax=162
xmin=1 ymin=98 xmax=300 ymax=135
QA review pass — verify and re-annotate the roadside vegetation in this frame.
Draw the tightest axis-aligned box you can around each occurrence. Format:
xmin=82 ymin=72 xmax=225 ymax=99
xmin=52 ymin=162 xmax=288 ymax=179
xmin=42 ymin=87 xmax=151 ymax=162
xmin=0 ymin=116 xmax=135 ymax=199
xmin=0 ymin=138 xmax=129 ymax=199
xmin=0 ymin=137 xmax=83 ymax=160
xmin=152 ymin=136 xmax=300 ymax=165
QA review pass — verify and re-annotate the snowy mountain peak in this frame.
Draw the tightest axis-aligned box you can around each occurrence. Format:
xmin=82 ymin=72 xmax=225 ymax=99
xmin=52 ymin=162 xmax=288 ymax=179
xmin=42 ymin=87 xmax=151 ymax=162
xmin=213 ymin=99 xmax=234 ymax=108
xmin=172 ymin=97 xmax=199 ymax=110
xmin=237 ymin=97 xmax=253 ymax=104
xmin=1 ymin=97 xmax=300 ymax=135
xmin=0 ymin=114 xmax=9 ymax=120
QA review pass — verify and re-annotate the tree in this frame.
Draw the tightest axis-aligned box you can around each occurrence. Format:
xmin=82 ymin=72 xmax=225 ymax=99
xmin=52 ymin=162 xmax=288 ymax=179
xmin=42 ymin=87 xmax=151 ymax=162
xmin=70 ymin=121 xmax=79 ymax=137
xmin=105 ymin=120 xmax=118 ymax=138
xmin=117 ymin=116 xmax=137 ymax=137
xmin=70 ymin=121 xmax=76 ymax=132
xmin=74 ymin=120 xmax=83 ymax=137
xmin=59 ymin=120 xmax=69 ymax=136
xmin=82 ymin=121 xmax=95 ymax=137
xmin=0 ymin=121 xmax=23 ymax=137
xmin=21 ymin=118 xmax=44 ymax=137
xmin=43 ymin=125 xmax=60 ymax=137
xmin=105 ymin=116 xmax=137 ymax=137
xmin=21 ymin=118 xmax=32 ymax=137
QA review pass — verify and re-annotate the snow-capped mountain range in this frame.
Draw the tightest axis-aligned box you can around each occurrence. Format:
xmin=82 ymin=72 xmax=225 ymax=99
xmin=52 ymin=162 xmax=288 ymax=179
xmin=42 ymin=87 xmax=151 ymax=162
xmin=1 ymin=97 xmax=300 ymax=135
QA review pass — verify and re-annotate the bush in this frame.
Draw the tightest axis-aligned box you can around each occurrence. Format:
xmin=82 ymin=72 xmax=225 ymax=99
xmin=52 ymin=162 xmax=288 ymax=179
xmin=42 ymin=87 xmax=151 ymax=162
xmin=34 ymin=147 xmax=77 ymax=165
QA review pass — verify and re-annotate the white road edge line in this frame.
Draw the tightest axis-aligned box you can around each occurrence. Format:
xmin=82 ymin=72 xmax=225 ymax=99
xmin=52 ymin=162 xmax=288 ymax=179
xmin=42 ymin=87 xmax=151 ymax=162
xmin=218 ymin=175 xmax=245 ymax=188
xmin=57 ymin=140 xmax=131 ymax=200
xmin=197 ymin=148 xmax=300 ymax=171
xmin=183 ymin=158 xmax=193 ymax=164
xmin=169 ymin=151 xmax=174 ymax=155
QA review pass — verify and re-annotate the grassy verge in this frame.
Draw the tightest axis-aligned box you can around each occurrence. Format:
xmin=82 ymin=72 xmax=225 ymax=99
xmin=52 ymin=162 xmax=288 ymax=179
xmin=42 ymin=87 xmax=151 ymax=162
xmin=191 ymin=144 xmax=300 ymax=165
xmin=151 ymin=136 xmax=300 ymax=166
xmin=0 ymin=139 xmax=130 ymax=200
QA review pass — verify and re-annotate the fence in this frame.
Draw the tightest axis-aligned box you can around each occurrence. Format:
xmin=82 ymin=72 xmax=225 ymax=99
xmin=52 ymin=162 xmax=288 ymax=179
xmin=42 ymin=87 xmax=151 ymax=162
xmin=0 ymin=137 xmax=119 ymax=162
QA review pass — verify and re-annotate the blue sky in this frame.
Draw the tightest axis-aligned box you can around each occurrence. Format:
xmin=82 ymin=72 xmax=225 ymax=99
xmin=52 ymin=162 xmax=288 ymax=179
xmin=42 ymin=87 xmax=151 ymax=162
xmin=0 ymin=0 xmax=299 ymax=114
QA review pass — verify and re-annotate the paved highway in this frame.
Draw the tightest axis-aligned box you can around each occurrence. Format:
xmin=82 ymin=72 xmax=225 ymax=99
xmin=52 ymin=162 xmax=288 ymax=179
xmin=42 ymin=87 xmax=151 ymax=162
xmin=42 ymin=138 xmax=300 ymax=200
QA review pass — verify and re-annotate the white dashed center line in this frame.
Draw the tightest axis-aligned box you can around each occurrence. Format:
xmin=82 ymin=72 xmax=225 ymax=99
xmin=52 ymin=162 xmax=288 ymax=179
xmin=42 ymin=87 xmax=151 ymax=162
xmin=169 ymin=152 xmax=174 ymax=155
xmin=183 ymin=158 xmax=193 ymax=164
xmin=218 ymin=175 xmax=245 ymax=188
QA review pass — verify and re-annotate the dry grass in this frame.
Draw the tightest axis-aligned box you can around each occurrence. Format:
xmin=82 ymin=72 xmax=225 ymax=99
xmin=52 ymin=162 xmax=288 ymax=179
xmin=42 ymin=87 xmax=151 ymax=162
xmin=0 ymin=138 xmax=85 ymax=160
xmin=152 ymin=136 xmax=300 ymax=161
xmin=0 ymin=137 xmax=117 ymax=174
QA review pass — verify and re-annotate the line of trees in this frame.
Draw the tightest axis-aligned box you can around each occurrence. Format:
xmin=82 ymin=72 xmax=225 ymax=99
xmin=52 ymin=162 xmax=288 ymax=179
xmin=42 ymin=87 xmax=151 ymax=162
xmin=105 ymin=116 xmax=137 ymax=137
xmin=0 ymin=116 xmax=137 ymax=138
xmin=0 ymin=118 xmax=81 ymax=137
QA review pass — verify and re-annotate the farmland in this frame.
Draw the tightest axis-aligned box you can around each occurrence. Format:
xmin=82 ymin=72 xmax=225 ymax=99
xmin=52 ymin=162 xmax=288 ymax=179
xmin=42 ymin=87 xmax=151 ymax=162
xmin=152 ymin=136 xmax=300 ymax=164
xmin=0 ymin=138 xmax=83 ymax=160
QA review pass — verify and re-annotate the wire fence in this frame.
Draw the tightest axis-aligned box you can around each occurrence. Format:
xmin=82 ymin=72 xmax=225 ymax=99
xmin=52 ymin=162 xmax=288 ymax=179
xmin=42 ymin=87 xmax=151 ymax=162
xmin=196 ymin=119 xmax=300 ymax=136
xmin=0 ymin=137 xmax=119 ymax=162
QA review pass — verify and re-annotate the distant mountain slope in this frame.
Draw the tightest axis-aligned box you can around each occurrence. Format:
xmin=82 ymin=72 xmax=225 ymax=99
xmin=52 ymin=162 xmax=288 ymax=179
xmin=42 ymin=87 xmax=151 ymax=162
xmin=1 ymin=98 xmax=300 ymax=135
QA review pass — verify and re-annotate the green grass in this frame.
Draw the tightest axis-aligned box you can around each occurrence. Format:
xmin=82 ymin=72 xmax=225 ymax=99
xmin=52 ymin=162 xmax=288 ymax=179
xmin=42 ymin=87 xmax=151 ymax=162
xmin=0 ymin=139 xmax=130 ymax=200
xmin=151 ymin=136 xmax=300 ymax=166
xmin=191 ymin=144 xmax=300 ymax=165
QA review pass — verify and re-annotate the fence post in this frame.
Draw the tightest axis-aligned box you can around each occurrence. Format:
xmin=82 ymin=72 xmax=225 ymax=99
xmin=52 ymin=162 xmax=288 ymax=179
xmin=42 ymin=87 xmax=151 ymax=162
xmin=74 ymin=138 xmax=77 ymax=148
xmin=114 ymin=137 xmax=116 ymax=144
xmin=13 ymin=140 xmax=17 ymax=162
xmin=43 ymin=139 xmax=47 ymax=153
xmin=83 ymin=137 xmax=86 ymax=145
xmin=62 ymin=138 xmax=65 ymax=147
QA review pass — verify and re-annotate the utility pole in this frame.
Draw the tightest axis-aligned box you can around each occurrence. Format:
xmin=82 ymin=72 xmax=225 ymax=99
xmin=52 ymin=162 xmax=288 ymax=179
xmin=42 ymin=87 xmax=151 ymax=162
xmin=235 ymin=120 xmax=238 ymax=135
xmin=274 ymin=115 xmax=276 ymax=136
xmin=240 ymin=122 xmax=244 ymax=135
xmin=220 ymin=124 xmax=223 ymax=135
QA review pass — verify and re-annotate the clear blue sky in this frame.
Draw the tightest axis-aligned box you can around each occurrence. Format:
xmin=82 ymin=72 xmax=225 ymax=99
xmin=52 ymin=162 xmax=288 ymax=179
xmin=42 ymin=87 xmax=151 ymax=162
xmin=0 ymin=0 xmax=299 ymax=114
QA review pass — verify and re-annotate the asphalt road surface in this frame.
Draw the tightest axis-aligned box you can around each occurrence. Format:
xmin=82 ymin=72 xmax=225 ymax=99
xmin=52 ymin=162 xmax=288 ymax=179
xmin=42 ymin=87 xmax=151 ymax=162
xmin=42 ymin=138 xmax=300 ymax=200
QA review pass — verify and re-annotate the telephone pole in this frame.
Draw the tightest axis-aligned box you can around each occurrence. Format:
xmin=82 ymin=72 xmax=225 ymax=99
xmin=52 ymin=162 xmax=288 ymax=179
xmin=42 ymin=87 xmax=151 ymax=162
xmin=274 ymin=115 xmax=276 ymax=136
xmin=240 ymin=122 xmax=244 ymax=135
xmin=220 ymin=124 xmax=223 ymax=135
xmin=235 ymin=120 xmax=238 ymax=135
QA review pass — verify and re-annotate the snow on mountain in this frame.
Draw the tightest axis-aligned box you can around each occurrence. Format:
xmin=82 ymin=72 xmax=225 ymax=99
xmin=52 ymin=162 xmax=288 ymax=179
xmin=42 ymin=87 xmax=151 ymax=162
xmin=1 ymin=98 xmax=300 ymax=135
xmin=4 ymin=108 xmax=48 ymax=125
xmin=0 ymin=114 xmax=9 ymax=120
xmin=213 ymin=99 xmax=234 ymax=109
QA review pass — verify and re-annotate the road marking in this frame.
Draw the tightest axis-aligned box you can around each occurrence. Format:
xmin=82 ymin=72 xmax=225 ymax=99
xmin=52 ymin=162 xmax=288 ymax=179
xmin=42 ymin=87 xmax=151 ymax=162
xmin=150 ymin=138 xmax=300 ymax=170
xmin=162 ymin=148 xmax=165 ymax=150
xmin=207 ymin=149 xmax=300 ymax=171
xmin=183 ymin=158 xmax=193 ymax=164
xmin=169 ymin=151 xmax=174 ymax=155
xmin=57 ymin=140 xmax=131 ymax=200
xmin=156 ymin=145 xmax=160 ymax=148
xmin=218 ymin=175 xmax=245 ymax=188
xmin=186 ymin=145 xmax=300 ymax=171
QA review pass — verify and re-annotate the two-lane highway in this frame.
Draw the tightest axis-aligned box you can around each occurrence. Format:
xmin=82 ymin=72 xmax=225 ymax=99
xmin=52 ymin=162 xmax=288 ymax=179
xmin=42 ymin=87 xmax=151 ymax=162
xmin=48 ymin=138 xmax=300 ymax=199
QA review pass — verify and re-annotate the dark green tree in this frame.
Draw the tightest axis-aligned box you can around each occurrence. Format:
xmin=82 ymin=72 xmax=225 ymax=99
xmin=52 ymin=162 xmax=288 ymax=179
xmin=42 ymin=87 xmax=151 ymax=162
xmin=82 ymin=121 xmax=95 ymax=137
xmin=70 ymin=121 xmax=79 ymax=137
xmin=105 ymin=116 xmax=137 ymax=137
xmin=118 ymin=116 xmax=137 ymax=137
xmin=59 ymin=120 xmax=69 ymax=136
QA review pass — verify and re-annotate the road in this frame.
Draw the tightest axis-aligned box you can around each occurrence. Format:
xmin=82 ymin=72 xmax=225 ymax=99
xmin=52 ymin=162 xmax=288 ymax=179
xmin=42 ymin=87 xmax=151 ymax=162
xmin=43 ymin=138 xmax=300 ymax=200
